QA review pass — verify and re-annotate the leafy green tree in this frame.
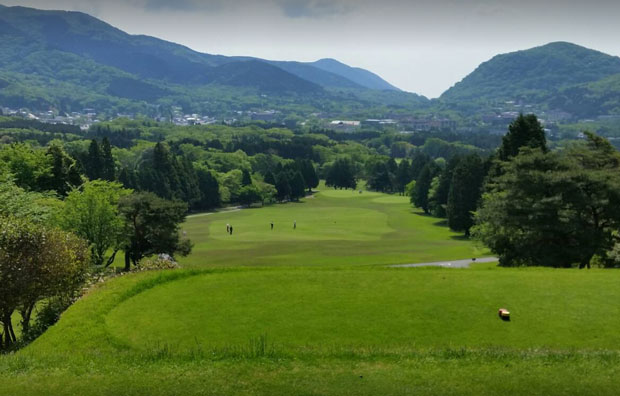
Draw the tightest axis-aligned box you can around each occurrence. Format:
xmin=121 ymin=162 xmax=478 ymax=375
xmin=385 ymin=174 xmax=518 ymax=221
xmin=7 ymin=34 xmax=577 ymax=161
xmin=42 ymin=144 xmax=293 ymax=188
xmin=0 ymin=143 xmax=51 ymax=192
xmin=0 ymin=217 xmax=89 ymax=349
xmin=119 ymin=192 xmax=192 ymax=271
xmin=256 ymin=181 xmax=277 ymax=204
xmin=326 ymin=157 xmax=357 ymax=190
xmin=0 ymin=173 xmax=56 ymax=223
xmin=238 ymin=185 xmax=262 ymax=206
xmin=498 ymin=114 xmax=547 ymax=161
xmin=447 ymin=154 xmax=485 ymax=235
xmin=473 ymin=133 xmax=620 ymax=268
xmin=57 ymin=180 xmax=131 ymax=267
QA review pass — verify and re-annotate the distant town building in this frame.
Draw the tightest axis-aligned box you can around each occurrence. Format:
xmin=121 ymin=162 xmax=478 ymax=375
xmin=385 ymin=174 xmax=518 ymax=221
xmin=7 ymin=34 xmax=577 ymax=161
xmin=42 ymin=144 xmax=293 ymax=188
xmin=328 ymin=120 xmax=361 ymax=132
xmin=362 ymin=119 xmax=397 ymax=128
xmin=402 ymin=118 xmax=457 ymax=131
xmin=251 ymin=110 xmax=279 ymax=122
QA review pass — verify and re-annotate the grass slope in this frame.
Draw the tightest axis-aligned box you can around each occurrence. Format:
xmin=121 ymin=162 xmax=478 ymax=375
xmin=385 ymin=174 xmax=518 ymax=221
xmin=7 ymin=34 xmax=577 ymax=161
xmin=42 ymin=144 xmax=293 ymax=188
xmin=2 ymin=187 xmax=620 ymax=395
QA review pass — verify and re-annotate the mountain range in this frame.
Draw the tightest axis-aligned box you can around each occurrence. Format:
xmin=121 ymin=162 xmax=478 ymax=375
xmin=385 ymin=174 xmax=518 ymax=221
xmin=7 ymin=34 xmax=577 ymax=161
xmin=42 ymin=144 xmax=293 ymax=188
xmin=0 ymin=4 xmax=415 ymax=117
xmin=1 ymin=4 xmax=620 ymax=120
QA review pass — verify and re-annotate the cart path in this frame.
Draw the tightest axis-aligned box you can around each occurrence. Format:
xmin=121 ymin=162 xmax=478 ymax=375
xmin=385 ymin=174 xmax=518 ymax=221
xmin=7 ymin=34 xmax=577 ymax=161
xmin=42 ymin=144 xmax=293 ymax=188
xmin=390 ymin=257 xmax=498 ymax=268
xmin=187 ymin=206 xmax=243 ymax=218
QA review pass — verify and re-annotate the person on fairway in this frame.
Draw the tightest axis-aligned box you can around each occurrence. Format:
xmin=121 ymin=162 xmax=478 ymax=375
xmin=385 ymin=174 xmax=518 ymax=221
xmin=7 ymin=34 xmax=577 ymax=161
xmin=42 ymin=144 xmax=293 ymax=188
xmin=271 ymin=221 xmax=274 ymax=230
xmin=226 ymin=224 xmax=230 ymax=233
xmin=293 ymin=220 xmax=296 ymax=230
xmin=229 ymin=225 xmax=233 ymax=235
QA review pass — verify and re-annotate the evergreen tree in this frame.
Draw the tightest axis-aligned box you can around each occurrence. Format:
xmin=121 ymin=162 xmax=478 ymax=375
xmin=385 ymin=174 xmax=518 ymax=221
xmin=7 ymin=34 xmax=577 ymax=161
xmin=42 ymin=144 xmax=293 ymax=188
xmin=241 ymin=168 xmax=252 ymax=186
xmin=298 ymin=159 xmax=319 ymax=192
xmin=387 ymin=158 xmax=398 ymax=174
xmin=44 ymin=144 xmax=83 ymax=196
xmin=412 ymin=162 xmax=440 ymax=213
xmin=195 ymin=166 xmax=221 ymax=210
xmin=410 ymin=152 xmax=431 ymax=180
xmin=447 ymin=154 xmax=485 ymax=235
xmin=326 ymin=157 xmax=357 ymax=190
xmin=118 ymin=167 xmax=138 ymax=189
xmin=498 ymin=114 xmax=547 ymax=161
xmin=428 ymin=156 xmax=461 ymax=217
xmin=100 ymin=137 xmax=116 ymax=181
xmin=395 ymin=159 xmax=413 ymax=194
xmin=275 ymin=173 xmax=291 ymax=202
xmin=264 ymin=171 xmax=276 ymax=185
xmin=85 ymin=139 xmax=102 ymax=180
xmin=289 ymin=171 xmax=306 ymax=201
xmin=367 ymin=161 xmax=394 ymax=192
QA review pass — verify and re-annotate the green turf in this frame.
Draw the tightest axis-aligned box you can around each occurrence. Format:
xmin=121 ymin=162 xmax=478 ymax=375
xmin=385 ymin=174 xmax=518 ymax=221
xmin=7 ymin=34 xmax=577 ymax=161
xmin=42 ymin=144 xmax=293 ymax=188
xmin=2 ymin=185 xmax=620 ymax=395
xmin=180 ymin=185 xmax=485 ymax=267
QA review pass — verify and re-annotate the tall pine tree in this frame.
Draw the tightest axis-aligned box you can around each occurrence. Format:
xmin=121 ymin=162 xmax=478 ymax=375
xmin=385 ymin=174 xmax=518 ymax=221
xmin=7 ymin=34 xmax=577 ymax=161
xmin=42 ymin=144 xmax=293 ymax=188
xmin=447 ymin=154 xmax=485 ymax=235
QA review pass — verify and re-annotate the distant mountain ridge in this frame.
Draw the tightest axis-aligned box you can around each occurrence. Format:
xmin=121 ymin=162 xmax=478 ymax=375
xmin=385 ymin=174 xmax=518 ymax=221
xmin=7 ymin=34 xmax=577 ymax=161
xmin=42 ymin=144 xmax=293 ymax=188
xmin=309 ymin=58 xmax=400 ymax=91
xmin=0 ymin=5 xmax=400 ymax=94
xmin=3 ymin=4 xmax=620 ymax=121
xmin=0 ymin=4 xmax=430 ymax=119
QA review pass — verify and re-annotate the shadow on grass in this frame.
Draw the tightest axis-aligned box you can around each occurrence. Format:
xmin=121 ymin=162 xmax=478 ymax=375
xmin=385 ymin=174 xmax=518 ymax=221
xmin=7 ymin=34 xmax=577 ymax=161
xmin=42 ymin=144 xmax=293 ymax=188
xmin=433 ymin=220 xmax=448 ymax=227
xmin=450 ymin=234 xmax=470 ymax=241
xmin=411 ymin=210 xmax=432 ymax=217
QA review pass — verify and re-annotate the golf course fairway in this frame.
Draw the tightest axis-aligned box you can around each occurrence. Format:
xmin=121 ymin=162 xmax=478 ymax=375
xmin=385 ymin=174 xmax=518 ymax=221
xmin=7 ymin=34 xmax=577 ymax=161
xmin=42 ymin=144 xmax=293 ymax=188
xmin=2 ymin=186 xmax=620 ymax=396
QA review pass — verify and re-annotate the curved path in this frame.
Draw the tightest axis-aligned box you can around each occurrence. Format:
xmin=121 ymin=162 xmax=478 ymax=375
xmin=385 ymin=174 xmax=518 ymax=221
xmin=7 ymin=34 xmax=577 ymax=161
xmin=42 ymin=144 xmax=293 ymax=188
xmin=390 ymin=257 xmax=498 ymax=268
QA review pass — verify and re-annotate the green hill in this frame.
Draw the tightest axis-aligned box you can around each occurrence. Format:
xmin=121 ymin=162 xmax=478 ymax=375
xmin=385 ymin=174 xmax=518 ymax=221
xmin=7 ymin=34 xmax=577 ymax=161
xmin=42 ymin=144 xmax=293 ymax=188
xmin=441 ymin=42 xmax=620 ymax=108
xmin=549 ymin=73 xmax=620 ymax=118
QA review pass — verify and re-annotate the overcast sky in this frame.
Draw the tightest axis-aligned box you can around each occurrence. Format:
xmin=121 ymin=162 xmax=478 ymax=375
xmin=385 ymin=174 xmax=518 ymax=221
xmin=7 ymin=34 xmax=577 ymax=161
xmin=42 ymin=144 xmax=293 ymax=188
xmin=4 ymin=0 xmax=620 ymax=97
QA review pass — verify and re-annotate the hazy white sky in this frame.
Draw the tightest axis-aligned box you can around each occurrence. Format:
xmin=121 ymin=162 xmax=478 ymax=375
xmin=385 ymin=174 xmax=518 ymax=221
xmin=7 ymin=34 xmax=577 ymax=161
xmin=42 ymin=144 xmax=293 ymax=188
xmin=4 ymin=0 xmax=620 ymax=97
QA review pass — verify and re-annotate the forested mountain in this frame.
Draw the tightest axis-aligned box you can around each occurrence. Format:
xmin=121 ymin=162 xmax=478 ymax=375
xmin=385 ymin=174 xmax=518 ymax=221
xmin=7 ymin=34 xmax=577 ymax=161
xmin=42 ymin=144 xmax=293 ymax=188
xmin=0 ymin=5 xmax=426 ymax=117
xmin=309 ymin=58 xmax=401 ymax=91
xmin=440 ymin=42 xmax=620 ymax=111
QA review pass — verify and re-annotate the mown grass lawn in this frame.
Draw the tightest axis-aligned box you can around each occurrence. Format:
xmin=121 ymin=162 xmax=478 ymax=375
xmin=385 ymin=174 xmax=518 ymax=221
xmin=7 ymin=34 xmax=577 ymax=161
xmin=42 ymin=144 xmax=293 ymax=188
xmin=180 ymin=184 xmax=485 ymax=267
xmin=2 ymin=186 xmax=620 ymax=395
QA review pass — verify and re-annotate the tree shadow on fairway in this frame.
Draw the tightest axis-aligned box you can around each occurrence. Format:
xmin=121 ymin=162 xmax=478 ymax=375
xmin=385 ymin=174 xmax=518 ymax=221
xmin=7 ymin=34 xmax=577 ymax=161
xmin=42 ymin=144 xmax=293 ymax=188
xmin=450 ymin=234 xmax=470 ymax=241
xmin=411 ymin=210 xmax=432 ymax=217
xmin=433 ymin=219 xmax=448 ymax=227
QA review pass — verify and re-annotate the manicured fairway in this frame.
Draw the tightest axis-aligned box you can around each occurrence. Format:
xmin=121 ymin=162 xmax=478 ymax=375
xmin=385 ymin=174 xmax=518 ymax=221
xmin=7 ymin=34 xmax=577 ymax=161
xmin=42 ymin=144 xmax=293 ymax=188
xmin=180 ymin=186 xmax=485 ymax=267
xmin=3 ymin=186 xmax=620 ymax=395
